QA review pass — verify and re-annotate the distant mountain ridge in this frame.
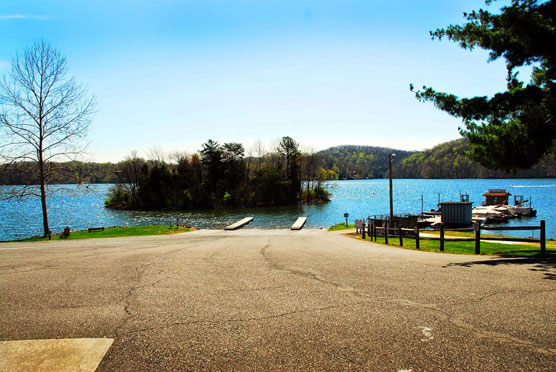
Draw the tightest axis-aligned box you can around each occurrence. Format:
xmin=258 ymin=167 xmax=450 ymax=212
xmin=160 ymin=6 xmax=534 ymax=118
xmin=395 ymin=139 xmax=556 ymax=178
xmin=318 ymin=145 xmax=415 ymax=179
xmin=318 ymin=140 xmax=555 ymax=179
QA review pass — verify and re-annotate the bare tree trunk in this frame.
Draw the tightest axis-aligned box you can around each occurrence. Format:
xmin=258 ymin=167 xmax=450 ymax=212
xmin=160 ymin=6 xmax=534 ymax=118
xmin=39 ymin=139 xmax=49 ymax=236
xmin=40 ymin=178 xmax=49 ymax=236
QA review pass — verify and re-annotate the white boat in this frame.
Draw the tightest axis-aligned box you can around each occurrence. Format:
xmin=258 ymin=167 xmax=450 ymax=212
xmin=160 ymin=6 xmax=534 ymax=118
xmin=511 ymin=195 xmax=537 ymax=217
xmin=476 ymin=189 xmax=537 ymax=220
xmin=472 ymin=205 xmax=509 ymax=224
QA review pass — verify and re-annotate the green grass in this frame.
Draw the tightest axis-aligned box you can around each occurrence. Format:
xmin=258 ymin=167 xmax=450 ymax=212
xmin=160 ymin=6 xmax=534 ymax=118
xmin=328 ymin=223 xmax=355 ymax=231
xmin=421 ymin=230 xmax=539 ymax=240
xmin=350 ymin=233 xmax=555 ymax=257
xmin=13 ymin=225 xmax=194 ymax=242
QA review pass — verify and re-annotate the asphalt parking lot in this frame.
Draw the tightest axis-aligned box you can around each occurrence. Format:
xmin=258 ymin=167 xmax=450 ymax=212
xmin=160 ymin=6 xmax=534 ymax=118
xmin=1 ymin=229 xmax=555 ymax=371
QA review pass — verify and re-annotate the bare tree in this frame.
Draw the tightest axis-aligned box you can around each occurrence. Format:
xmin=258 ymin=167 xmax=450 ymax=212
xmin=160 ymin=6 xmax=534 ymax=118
xmin=0 ymin=41 xmax=95 ymax=236
xmin=146 ymin=146 xmax=167 ymax=166
xmin=114 ymin=150 xmax=145 ymax=204
xmin=250 ymin=138 xmax=266 ymax=175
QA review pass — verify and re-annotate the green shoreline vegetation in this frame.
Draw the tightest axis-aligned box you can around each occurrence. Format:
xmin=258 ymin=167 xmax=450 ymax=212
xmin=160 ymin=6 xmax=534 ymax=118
xmin=328 ymin=223 xmax=355 ymax=231
xmin=6 ymin=225 xmax=193 ymax=243
xmin=329 ymin=223 xmax=556 ymax=257
xmin=2 ymin=140 xmax=555 ymax=188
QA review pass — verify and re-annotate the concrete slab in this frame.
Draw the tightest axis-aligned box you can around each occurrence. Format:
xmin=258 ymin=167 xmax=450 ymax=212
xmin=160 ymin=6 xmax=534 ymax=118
xmin=225 ymin=217 xmax=254 ymax=230
xmin=0 ymin=338 xmax=114 ymax=372
xmin=291 ymin=216 xmax=307 ymax=230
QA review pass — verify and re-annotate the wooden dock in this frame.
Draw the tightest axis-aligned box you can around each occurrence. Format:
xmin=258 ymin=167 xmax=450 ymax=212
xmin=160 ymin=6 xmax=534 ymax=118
xmin=225 ymin=217 xmax=254 ymax=230
xmin=291 ymin=217 xmax=307 ymax=230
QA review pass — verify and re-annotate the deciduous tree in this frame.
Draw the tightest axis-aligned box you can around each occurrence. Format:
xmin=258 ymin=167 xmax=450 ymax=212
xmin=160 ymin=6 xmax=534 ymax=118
xmin=0 ymin=41 xmax=95 ymax=236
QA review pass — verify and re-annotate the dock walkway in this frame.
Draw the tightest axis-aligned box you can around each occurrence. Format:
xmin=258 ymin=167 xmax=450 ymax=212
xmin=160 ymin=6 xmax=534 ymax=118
xmin=291 ymin=217 xmax=307 ymax=230
xmin=225 ymin=217 xmax=254 ymax=230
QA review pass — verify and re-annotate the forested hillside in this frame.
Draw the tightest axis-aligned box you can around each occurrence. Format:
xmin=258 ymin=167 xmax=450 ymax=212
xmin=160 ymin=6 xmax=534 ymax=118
xmin=0 ymin=161 xmax=119 ymax=185
xmin=2 ymin=139 xmax=555 ymax=186
xmin=395 ymin=139 xmax=556 ymax=178
xmin=319 ymin=145 xmax=415 ymax=179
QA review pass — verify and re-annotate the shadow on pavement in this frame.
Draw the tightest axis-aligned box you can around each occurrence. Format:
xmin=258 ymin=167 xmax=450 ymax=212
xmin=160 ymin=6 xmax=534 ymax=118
xmin=444 ymin=256 xmax=556 ymax=281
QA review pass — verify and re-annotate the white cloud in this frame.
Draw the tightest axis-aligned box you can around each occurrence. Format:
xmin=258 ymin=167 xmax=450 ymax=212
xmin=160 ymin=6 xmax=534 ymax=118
xmin=0 ymin=14 xmax=51 ymax=21
xmin=0 ymin=60 xmax=9 ymax=71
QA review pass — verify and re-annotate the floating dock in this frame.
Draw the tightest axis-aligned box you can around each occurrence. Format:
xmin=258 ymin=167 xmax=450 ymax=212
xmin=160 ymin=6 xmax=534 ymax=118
xmin=225 ymin=217 xmax=254 ymax=230
xmin=291 ymin=217 xmax=307 ymax=230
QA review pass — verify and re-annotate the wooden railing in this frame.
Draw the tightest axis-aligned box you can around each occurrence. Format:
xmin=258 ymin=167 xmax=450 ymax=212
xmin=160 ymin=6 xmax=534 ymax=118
xmin=362 ymin=219 xmax=547 ymax=256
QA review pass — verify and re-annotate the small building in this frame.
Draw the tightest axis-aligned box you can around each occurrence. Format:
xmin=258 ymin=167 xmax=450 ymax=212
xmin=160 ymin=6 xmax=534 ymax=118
xmin=439 ymin=201 xmax=472 ymax=226
xmin=482 ymin=189 xmax=511 ymax=206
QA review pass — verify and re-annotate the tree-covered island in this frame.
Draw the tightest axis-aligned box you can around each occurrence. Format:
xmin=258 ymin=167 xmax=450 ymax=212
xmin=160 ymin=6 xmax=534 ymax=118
xmin=105 ymin=136 xmax=333 ymax=211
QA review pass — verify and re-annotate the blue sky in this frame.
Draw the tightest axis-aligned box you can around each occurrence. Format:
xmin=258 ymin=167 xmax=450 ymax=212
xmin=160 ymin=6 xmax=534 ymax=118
xmin=0 ymin=0 xmax=511 ymax=162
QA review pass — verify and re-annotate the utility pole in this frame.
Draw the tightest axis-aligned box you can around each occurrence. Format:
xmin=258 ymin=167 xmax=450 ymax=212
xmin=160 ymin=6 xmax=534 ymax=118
xmin=389 ymin=153 xmax=395 ymax=222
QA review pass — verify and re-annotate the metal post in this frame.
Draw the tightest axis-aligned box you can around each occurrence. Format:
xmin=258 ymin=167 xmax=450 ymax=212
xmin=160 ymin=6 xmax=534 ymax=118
xmin=399 ymin=227 xmax=403 ymax=247
xmin=440 ymin=223 xmax=445 ymax=252
xmin=362 ymin=222 xmax=366 ymax=240
xmin=389 ymin=154 xmax=395 ymax=223
xmin=540 ymin=220 xmax=546 ymax=256
xmin=384 ymin=220 xmax=389 ymax=245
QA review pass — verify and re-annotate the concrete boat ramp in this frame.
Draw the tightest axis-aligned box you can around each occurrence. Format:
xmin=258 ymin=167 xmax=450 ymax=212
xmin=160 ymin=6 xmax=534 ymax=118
xmin=225 ymin=217 xmax=308 ymax=230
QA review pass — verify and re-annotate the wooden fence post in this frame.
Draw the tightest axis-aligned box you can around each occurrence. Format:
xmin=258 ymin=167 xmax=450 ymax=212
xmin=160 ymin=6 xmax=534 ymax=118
xmin=367 ymin=220 xmax=371 ymax=240
xmin=384 ymin=221 xmax=389 ymax=245
xmin=440 ymin=223 xmax=445 ymax=252
xmin=415 ymin=225 xmax=420 ymax=249
xmin=362 ymin=222 xmax=366 ymax=240
xmin=540 ymin=220 xmax=546 ymax=256
xmin=399 ymin=227 xmax=403 ymax=247
xmin=475 ymin=222 xmax=481 ymax=254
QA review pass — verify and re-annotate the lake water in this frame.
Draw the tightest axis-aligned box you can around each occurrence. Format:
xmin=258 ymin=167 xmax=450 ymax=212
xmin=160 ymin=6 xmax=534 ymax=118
xmin=1 ymin=179 xmax=555 ymax=241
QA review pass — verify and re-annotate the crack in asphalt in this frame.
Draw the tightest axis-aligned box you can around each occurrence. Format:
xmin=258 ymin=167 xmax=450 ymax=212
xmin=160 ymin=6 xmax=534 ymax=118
xmin=444 ymin=288 xmax=556 ymax=306
xmin=112 ymin=246 xmax=188 ymax=338
xmin=260 ymin=238 xmax=556 ymax=356
xmin=123 ymin=302 xmax=362 ymax=336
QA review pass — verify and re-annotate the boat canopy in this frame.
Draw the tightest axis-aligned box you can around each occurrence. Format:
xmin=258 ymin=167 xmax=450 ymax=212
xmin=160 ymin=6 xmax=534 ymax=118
xmin=483 ymin=192 xmax=510 ymax=197
xmin=483 ymin=189 xmax=510 ymax=197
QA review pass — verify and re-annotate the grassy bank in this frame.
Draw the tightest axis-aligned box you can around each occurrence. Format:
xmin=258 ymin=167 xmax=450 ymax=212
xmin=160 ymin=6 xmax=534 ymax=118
xmin=353 ymin=234 xmax=555 ymax=257
xmin=330 ymin=223 xmax=555 ymax=257
xmin=328 ymin=223 xmax=355 ymax=231
xmin=14 ymin=225 xmax=194 ymax=242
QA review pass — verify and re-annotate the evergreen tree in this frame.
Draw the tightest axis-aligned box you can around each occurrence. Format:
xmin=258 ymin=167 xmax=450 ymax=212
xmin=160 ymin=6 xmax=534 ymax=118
xmin=412 ymin=0 xmax=556 ymax=171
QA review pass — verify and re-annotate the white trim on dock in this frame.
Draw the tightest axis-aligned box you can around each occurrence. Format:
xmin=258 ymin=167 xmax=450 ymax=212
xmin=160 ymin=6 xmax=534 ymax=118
xmin=225 ymin=217 xmax=254 ymax=230
xmin=291 ymin=217 xmax=307 ymax=230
